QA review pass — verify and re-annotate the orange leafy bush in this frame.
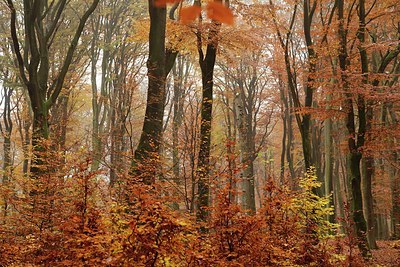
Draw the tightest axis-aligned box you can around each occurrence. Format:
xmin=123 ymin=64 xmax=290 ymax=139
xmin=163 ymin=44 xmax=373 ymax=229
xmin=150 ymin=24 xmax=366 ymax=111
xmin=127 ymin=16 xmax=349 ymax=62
xmin=0 ymin=143 xmax=367 ymax=266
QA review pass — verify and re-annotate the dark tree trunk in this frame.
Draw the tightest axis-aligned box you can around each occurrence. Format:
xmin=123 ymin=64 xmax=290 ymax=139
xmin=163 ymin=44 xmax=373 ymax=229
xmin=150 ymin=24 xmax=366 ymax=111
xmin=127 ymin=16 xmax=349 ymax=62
xmin=195 ymin=4 xmax=221 ymax=221
xmin=1 ymin=86 xmax=13 ymax=219
xmin=7 ymin=0 xmax=100 ymax=176
xmin=133 ymin=2 xmax=167 ymax=185
xmin=337 ymin=0 xmax=370 ymax=256
xmin=132 ymin=1 xmax=177 ymax=185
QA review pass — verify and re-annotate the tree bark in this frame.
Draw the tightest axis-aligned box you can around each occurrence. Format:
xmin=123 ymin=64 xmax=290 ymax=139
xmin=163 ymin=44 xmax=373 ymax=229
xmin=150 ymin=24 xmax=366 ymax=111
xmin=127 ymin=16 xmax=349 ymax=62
xmin=133 ymin=2 xmax=167 ymax=185
xmin=337 ymin=0 xmax=370 ymax=256
xmin=1 ymin=86 xmax=13 ymax=219
xmin=195 ymin=0 xmax=221 ymax=222
xmin=132 ymin=0 xmax=177 ymax=185
xmin=324 ymin=92 xmax=334 ymax=222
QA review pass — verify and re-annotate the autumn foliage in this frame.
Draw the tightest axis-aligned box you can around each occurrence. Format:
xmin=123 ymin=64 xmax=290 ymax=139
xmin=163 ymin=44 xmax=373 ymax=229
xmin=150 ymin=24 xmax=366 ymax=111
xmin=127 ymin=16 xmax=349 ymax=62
xmin=2 ymin=0 xmax=400 ymax=266
xmin=0 ymin=145 xmax=354 ymax=266
xmin=155 ymin=0 xmax=234 ymax=25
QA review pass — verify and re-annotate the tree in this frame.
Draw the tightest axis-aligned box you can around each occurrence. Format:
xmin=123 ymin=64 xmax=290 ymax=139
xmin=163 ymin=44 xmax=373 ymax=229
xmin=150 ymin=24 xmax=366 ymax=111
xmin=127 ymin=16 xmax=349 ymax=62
xmin=218 ymin=50 xmax=275 ymax=212
xmin=337 ymin=0 xmax=370 ymax=256
xmin=195 ymin=0 xmax=223 ymax=222
xmin=131 ymin=0 xmax=177 ymax=185
xmin=0 ymin=77 xmax=14 ymax=219
xmin=6 ymin=0 xmax=100 ymax=175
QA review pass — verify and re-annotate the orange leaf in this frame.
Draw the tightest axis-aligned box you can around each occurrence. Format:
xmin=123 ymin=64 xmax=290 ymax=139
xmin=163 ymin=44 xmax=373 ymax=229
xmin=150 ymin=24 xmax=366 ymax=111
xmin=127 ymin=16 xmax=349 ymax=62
xmin=154 ymin=0 xmax=180 ymax=8
xmin=206 ymin=1 xmax=234 ymax=25
xmin=180 ymin=5 xmax=202 ymax=24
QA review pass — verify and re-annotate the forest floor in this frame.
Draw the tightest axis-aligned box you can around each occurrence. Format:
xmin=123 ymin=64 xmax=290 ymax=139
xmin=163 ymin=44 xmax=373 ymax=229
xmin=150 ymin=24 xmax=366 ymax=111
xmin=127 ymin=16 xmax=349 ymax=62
xmin=370 ymin=241 xmax=400 ymax=266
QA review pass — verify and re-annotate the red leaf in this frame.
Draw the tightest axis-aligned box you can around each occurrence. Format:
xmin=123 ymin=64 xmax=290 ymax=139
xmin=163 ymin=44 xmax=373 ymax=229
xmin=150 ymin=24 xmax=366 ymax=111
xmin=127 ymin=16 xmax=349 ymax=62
xmin=180 ymin=5 xmax=202 ymax=24
xmin=206 ymin=1 xmax=234 ymax=25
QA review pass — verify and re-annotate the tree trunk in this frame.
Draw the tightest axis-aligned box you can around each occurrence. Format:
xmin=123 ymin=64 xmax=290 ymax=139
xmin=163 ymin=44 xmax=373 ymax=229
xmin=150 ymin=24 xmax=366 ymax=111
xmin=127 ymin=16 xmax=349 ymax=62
xmin=362 ymin=154 xmax=377 ymax=248
xmin=357 ymin=0 xmax=377 ymax=249
xmin=333 ymin=144 xmax=344 ymax=231
xmin=324 ymin=93 xmax=334 ymax=222
xmin=337 ymin=0 xmax=370 ymax=256
xmin=132 ymin=1 xmax=177 ymax=185
xmin=172 ymin=57 xmax=187 ymax=187
xmin=300 ymin=0 xmax=317 ymax=172
xmin=1 ymin=87 xmax=13 ymax=219
xmin=7 ymin=0 xmax=100 ymax=176
xmin=133 ymin=2 xmax=167 ymax=185
xmin=235 ymin=92 xmax=256 ymax=212
xmin=195 ymin=4 xmax=221 ymax=221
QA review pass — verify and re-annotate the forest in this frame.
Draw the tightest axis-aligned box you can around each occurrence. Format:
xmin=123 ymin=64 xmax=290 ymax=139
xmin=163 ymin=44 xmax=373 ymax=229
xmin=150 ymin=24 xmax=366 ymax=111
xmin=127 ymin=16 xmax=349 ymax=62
xmin=0 ymin=0 xmax=399 ymax=266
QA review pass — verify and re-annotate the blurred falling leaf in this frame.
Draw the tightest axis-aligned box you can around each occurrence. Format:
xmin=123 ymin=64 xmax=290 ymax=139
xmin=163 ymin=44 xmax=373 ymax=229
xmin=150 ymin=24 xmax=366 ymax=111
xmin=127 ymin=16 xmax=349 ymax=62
xmin=180 ymin=5 xmax=202 ymax=24
xmin=206 ymin=1 xmax=234 ymax=25
xmin=154 ymin=0 xmax=180 ymax=8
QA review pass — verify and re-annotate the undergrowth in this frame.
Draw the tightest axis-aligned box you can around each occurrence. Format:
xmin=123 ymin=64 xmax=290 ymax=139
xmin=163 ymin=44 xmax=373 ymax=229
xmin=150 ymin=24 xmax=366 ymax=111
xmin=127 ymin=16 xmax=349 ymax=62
xmin=0 ymin=150 xmax=366 ymax=266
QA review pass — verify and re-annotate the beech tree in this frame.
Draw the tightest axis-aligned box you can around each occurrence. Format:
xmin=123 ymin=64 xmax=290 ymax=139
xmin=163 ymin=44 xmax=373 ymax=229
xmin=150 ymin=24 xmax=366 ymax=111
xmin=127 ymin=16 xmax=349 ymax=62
xmin=194 ymin=0 xmax=221 ymax=222
xmin=1 ymin=1 xmax=400 ymax=265
xmin=131 ymin=0 xmax=177 ymax=185
xmin=6 ymin=0 xmax=100 ymax=174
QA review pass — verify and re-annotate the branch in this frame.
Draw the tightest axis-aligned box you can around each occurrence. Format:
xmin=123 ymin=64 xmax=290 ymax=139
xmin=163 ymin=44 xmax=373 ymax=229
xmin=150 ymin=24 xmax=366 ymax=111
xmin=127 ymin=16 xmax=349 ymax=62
xmin=45 ymin=0 xmax=67 ymax=42
xmin=49 ymin=0 xmax=100 ymax=107
xmin=6 ymin=0 xmax=29 ymax=86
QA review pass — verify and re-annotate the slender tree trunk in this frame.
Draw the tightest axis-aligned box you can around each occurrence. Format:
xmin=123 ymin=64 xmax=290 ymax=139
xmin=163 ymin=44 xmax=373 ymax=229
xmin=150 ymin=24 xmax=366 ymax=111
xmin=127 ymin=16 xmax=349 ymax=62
xmin=388 ymin=104 xmax=400 ymax=237
xmin=286 ymin=94 xmax=296 ymax=180
xmin=324 ymin=92 xmax=334 ymax=222
xmin=172 ymin=57 xmax=186 ymax=186
xmin=357 ymin=0 xmax=376 ymax=249
xmin=235 ymin=92 xmax=256 ymax=212
xmin=390 ymin=151 xmax=399 ymax=238
xmin=2 ymin=87 xmax=13 ymax=220
xmin=195 ymin=4 xmax=221 ymax=221
xmin=301 ymin=0 xmax=317 ymax=171
xmin=362 ymin=153 xmax=377 ymax=248
xmin=337 ymin=0 xmax=370 ymax=256
xmin=333 ymin=144 xmax=344 ymax=231
xmin=279 ymin=78 xmax=287 ymax=181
